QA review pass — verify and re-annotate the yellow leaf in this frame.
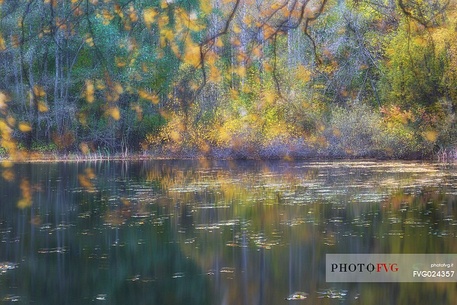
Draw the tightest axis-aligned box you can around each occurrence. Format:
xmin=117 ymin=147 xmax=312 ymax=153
xmin=82 ymin=167 xmax=95 ymax=179
xmin=7 ymin=116 xmax=15 ymax=126
xmin=296 ymin=65 xmax=311 ymax=82
xmin=206 ymin=51 xmax=218 ymax=65
xmin=78 ymin=174 xmax=95 ymax=192
xmin=158 ymin=15 xmax=169 ymax=28
xmin=1 ymin=160 xmax=13 ymax=168
xmin=138 ymin=89 xmax=159 ymax=104
xmin=271 ymin=3 xmax=282 ymax=10
xmin=0 ymin=34 xmax=5 ymax=50
xmin=2 ymin=169 xmax=15 ymax=181
xmin=114 ymin=4 xmax=123 ymax=17
xmin=208 ymin=65 xmax=221 ymax=83
xmin=236 ymin=65 xmax=246 ymax=77
xmin=236 ymin=52 xmax=246 ymax=62
xmin=85 ymin=80 xmax=95 ymax=103
xmin=423 ymin=130 xmax=438 ymax=142
xmin=18 ymin=122 xmax=32 ymax=132
xmin=231 ymin=38 xmax=241 ymax=47
xmin=143 ymin=8 xmax=157 ymax=29
xmin=17 ymin=198 xmax=32 ymax=209
xmin=95 ymin=79 xmax=105 ymax=90
xmin=170 ymin=41 xmax=181 ymax=57
xmin=129 ymin=6 xmax=138 ymax=22
xmin=243 ymin=15 xmax=252 ymax=25
xmin=263 ymin=62 xmax=273 ymax=72
xmin=170 ymin=130 xmax=181 ymax=142
xmin=183 ymin=42 xmax=201 ymax=67
xmin=201 ymin=1 xmax=212 ymax=14
xmin=78 ymin=113 xmax=87 ymax=126
xmin=252 ymin=46 xmax=262 ymax=58
xmin=38 ymin=101 xmax=49 ymax=112
xmin=230 ymin=89 xmax=238 ymax=100
xmin=264 ymin=89 xmax=276 ymax=104
xmin=115 ymin=56 xmax=126 ymax=67
xmin=0 ymin=91 xmax=10 ymax=110
xmin=85 ymin=35 xmax=94 ymax=47
xmin=215 ymin=38 xmax=223 ymax=48
xmin=17 ymin=178 xmax=32 ymax=209
xmin=101 ymin=9 xmax=114 ymax=24
xmin=114 ymin=82 xmax=123 ymax=94
xmin=107 ymin=107 xmax=120 ymax=120
xmin=33 ymin=85 xmax=46 ymax=97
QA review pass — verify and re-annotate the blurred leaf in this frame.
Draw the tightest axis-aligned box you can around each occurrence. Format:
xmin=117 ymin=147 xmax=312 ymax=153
xmin=17 ymin=178 xmax=32 ymax=209
xmin=18 ymin=122 xmax=32 ymax=132
xmin=107 ymin=107 xmax=120 ymax=120
xmin=143 ymin=8 xmax=158 ymax=29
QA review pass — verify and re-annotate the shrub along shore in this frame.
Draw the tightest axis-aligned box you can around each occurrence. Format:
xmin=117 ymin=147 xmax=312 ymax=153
xmin=1 ymin=102 xmax=454 ymax=162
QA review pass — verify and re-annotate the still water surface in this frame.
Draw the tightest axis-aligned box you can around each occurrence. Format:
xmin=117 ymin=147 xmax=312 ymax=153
xmin=0 ymin=160 xmax=457 ymax=304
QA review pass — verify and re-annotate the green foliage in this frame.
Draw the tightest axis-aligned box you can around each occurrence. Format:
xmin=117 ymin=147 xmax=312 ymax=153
xmin=380 ymin=21 xmax=444 ymax=107
xmin=31 ymin=142 xmax=58 ymax=153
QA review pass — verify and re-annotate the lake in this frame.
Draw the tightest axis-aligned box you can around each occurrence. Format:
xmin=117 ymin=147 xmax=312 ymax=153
xmin=0 ymin=160 xmax=456 ymax=304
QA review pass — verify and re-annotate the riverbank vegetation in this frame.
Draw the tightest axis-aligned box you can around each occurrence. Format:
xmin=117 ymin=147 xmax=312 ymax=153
xmin=0 ymin=0 xmax=456 ymax=161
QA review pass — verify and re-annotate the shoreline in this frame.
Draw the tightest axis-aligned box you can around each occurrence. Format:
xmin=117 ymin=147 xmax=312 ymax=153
xmin=0 ymin=149 xmax=446 ymax=164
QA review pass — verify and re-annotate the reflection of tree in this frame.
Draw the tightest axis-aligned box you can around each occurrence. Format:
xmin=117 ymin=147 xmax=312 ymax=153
xmin=0 ymin=162 xmax=212 ymax=305
xmin=1 ymin=161 xmax=457 ymax=304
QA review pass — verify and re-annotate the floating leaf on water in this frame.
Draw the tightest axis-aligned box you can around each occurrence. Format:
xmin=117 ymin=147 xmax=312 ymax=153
xmin=37 ymin=247 xmax=67 ymax=254
xmin=184 ymin=238 xmax=195 ymax=244
xmin=172 ymin=272 xmax=185 ymax=279
xmin=220 ymin=267 xmax=235 ymax=274
xmin=95 ymin=294 xmax=107 ymax=301
xmin=0 ymin=262 xmax=18 ymax=273
xmin=195 ymin=225 xmax=220 ymax=230
xmin=127 ymin=274 xmax=141 ymax=282
xmin=317 ymin=288 xmax=348 ymax=299
xmin=2 ymin=295 xmax=21 ymax=302
xmin=285 ymin=292 xmax=308 ymax=300
xmin=206 ymin=269 xmax=216 ymax=276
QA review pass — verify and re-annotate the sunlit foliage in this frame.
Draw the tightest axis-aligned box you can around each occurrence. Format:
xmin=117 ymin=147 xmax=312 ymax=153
xmin=0 ymin=0 xmax=456 ymax=163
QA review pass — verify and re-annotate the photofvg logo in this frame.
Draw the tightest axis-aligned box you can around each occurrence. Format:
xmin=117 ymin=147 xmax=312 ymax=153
xmin=326 ymin=254 xmax=457 ymax=282
xmin=330 ymin=262 xmax=398 ymax=273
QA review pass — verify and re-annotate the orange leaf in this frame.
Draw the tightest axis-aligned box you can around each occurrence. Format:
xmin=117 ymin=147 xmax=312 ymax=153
xmin=18 ymin=122 xmax=32 ymax=132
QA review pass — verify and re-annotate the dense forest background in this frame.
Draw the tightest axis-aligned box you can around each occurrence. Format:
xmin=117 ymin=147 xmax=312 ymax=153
xmin=0 ymin=0 xmax=456 ymax=160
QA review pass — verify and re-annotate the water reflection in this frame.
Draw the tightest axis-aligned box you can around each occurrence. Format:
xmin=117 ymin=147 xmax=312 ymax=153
xmin=0 ymin=160 xmax=457 ymax=304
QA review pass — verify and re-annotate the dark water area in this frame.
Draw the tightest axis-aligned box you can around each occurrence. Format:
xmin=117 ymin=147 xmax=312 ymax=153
xmin=0 ymin=160 xmax=457 ymax=304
